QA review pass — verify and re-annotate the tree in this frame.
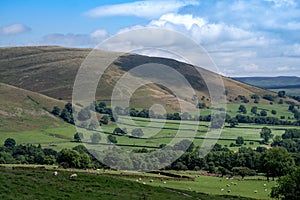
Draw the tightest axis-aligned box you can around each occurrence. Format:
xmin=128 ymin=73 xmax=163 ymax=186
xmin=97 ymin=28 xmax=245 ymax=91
xmin=4 ymin=138 xmax=16 ymax=148
xmin=107 ymin=135 xmax=117 ymax=144
xmin=251 ymin=106 xmax=258 ymax=115
xmin=260 ymin=127 xmax=273 ymax=144
xmin=232 ymin=167 xmax=256 ymax=179
xmin=101 ymin=115 xmax=109 ymax=125
xmin=236 ymin=136 xmax=244 ymax=146
xmin=74 ymin=132 xmax=83 ymax=142
xmin=197 ymin=103 xmax=206 ymax=109
xmin=260 ymin=147 xmax=295 ymax=180
xmin=57 ymin=149 xmax=81 ymax=168
xmin=238 ymin=105 xmax=247 ymax=114
xmin=260 ymin=110 xmax=267 ymax=117
xmin=51 ymin=106 xmax=60 ymax=116
xmin=113 ymin=127 xmax=126 ymax=135
xmin=131 ymin=128 xmax=144 ymax=137
xmin=271 ymin=167 xmax=300 ymax=200
xmin=90 ymin=133 xmax=101 ymax=144
xmin=278 ymin=91 xmax=286 ymax=98
xmin=228 ymin=118 xmax=238 ymax=128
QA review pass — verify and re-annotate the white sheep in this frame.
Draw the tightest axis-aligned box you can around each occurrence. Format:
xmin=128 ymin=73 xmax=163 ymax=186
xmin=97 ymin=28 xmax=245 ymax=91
xmin=142 ymin=182 xmax=146 ymax=185
xmin=221 ymin=188 xmax=224 ymax=192
xmin=70 ymin=173 xmax=77 ymax=179
xmin=163 ymin=181 xmax=166 ymax=184
xmin=263 ymin=184 xmax=267 ymax=187
xmin=227 ymin=189 xmax=231 ymax=193
xmin=226 ymin=184 xmax=230 ymax=187
xmin=149 ymin=179 xmax=153 ymax=183
xmin=254 ymin=190 xmax=258 ymax=193
xmin=264 ymin=189 xmax=268 ymax=192
xmin=54 ymin=171 xmax=58 ymax=176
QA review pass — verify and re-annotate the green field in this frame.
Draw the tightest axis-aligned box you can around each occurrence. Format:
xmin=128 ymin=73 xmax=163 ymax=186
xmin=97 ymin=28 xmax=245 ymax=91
xmin=0 ymin=167 xmax=257 ymax=200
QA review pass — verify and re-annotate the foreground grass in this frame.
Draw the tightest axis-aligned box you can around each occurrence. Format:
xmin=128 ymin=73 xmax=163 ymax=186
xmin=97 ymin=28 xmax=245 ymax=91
xmin=0 ymin=167 xmax=253 ymax=200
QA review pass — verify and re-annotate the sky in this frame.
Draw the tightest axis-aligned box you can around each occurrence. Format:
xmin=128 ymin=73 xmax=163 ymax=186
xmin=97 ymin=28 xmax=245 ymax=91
xmin=1 ymin=0 xmax=300 ymax=77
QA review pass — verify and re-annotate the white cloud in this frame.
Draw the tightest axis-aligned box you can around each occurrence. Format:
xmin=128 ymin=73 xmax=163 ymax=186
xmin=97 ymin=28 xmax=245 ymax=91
xmin=149 ymin=13 xmax=255 ymax=45
xmin=31 ymin=29 xmax=108 ymax=47
xmin=90 ymin=29 xmax=108 ymax=39
xmin=0 ymin=24 xmax=31 ymax=35
xmin=85 ymin=0 xmax=199 ymax=19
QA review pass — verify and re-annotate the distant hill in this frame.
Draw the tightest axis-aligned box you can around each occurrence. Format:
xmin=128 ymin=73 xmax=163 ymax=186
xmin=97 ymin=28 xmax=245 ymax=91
xmin=234 ymin=76 xmax=300 ymax=96
xmin=0 ymin=46 xmax=278 ymax=111
xmin=233 ymin=76 xmax=300 ymax=89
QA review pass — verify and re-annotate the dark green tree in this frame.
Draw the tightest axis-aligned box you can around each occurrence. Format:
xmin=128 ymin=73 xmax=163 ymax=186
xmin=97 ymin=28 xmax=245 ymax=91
xmin=278 ymin=91 xmax=286 ymax=98
xmin=107 ymin=135 xmax=117 ymax=144
xmin=260 ymin=127 xmax=273 ymax=144
xmin=51 ymin=106 xmax=61 ymax=116
xmin=251 ymin=106 xmax=257 ymax=115
xmin=4 ymin=138 xmax=16 ymax=148
xmin=238 ymin=105 xmax=247 ymax=114
xmin=74 ymin=132 xmax=84 ymax=142
xmin=236 ymin=136 xmax=244 ymax=145
xmin=260 ymin=147 xmax=295 ymax=180
xmin=271 ymin=167 xmax=300 ymax=200
xmin=260 ymin=110 xmax=267 ymax=117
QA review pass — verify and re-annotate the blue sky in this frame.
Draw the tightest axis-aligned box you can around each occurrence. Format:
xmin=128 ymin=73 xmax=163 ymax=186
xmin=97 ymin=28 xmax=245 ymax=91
xmin=1 ymin=0 xmax=300 ymax=77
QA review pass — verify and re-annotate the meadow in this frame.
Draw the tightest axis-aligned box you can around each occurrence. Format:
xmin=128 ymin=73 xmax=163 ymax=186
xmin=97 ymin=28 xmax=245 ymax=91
xmin=0 ymin=165 xmax=273 ymax=200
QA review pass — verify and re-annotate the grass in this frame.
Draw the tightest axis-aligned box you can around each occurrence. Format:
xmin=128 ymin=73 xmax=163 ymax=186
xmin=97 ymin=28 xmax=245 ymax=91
xmin=0 ymin=167 xmax=254 ymax=200
xmin=1 ymin=113 xmax=297 ymax=152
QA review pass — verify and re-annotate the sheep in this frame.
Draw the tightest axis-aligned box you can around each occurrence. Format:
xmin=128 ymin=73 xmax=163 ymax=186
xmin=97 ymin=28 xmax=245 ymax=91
xmin=142 ymin=182 xmax=146 ymax=185
xmin=136 ymin=179 xmax=139 ymax=182
xmin=139 ymin=178 xmax=142 ymax=181
xmin=70 ymin=173 xmax=77 ymax=179
xmin=227 ymin=189 xmax=231 ymax=193
xmin=263 ymin=184 xmax=267 ymax=187
xmin=264 ymin=189 xmax=268 ymax=192
xmin=221 ymin=188 xmax=224 ymax=192
xmin=254 ymin=190 xmax=258 ymax=193
xmin=149 ymin=179 xmax=153 ymax=183
xmin=163 ymin=181 xmax=166 ymax=184
xmin=54 ymin=171 xmax=58 ymax=176
xmin=226 ymin=184 xmax=230 ymax=187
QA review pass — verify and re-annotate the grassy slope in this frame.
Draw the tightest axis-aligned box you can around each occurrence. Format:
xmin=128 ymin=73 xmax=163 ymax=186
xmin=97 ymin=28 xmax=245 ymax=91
xmin=0 ymin=83 xmax=67 ymax=132
xmin=0 ymin=167 xmax=253 ymax=200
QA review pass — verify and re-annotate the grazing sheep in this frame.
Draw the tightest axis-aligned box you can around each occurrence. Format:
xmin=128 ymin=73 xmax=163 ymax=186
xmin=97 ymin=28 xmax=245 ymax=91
xmin=70 ymin=173 xmax=77 ymax=179
xmin=136 ymin=179 xmax=139 ymax=182
xmin=221 ymin=188 xmax=224 ymax=192
xmin=226 ymin=184 xmax=230 ymax=187
xmin=264 ymin=189 xmax=268 ymax=192
xmin=54 ymin=171 xmax=58 ymax=176
xmin=142 ymin=182 xmax=146 ymax=185
xmin=263 ymin=184 xmax=267 ymax=187
xmin=163 ymin=181 xmax=166 ymax=184
xmin=227 ymin=190 xmax=231 ymax=193
xmin=139 ymin=178 xmax=142 ymax=181
xmin=254 ymin=190 xmax=258 ymax=193
xmin=149 ymin=179 xmax=153 ymax=183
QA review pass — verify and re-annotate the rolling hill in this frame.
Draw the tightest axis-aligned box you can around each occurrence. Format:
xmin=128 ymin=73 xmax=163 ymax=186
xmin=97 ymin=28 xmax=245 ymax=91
xmin=0 ymin=46 xmax=279 ymax=112
xmin=0 ymin=83 xmax=66 ymax=132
